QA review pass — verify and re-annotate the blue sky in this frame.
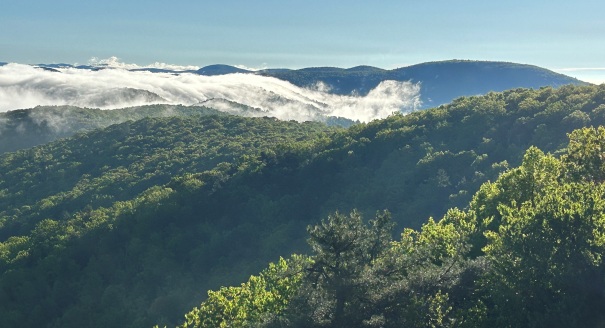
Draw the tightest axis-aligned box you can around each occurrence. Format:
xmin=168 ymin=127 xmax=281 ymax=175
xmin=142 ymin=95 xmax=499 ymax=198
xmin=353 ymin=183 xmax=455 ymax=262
xmin=2 ymin=0 xmax=604 ymax=82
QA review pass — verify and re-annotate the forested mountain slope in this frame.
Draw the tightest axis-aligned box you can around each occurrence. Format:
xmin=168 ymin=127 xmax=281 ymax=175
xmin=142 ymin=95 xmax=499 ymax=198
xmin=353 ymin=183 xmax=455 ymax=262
xmin=181 ymin=126 xmax=605 ymax=328
xmin=0 ymin=105 xmax=226 ymax=154
xmin=0 ymin=104 xmax=353 ymax=156
xmin=0 ymin=115 xmax=332 ymax=240
xmin=0 ymin=84 xmax=604 ymax=327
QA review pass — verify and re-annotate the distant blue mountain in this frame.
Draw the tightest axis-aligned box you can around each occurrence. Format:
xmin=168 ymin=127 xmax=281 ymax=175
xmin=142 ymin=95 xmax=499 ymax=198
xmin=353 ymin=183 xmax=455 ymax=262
xmin=196 ymin=64 xmax=251 ymax=76
xmin=130 ymin=68 xmax=197 ymax=74
xmin=74 ymin=65 xmax=97 ymax=70
xmin=258 ymin=68 xmax=292 ymax=74
xmin=258 ymin=60 xmax=587 ymax=108
xmin=387 ymin=60 xmax=587 ymax=107
xmin=35 ymin=63 xmax=73 ymax=69
xmin=16 ymin=60 xmax=587 ymax=109
xmin=38 ymin=67 xmax=62 ymax=72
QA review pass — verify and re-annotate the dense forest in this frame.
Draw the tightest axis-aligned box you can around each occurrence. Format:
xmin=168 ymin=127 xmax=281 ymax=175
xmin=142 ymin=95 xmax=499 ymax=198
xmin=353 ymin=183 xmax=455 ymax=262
xmin=0 ymin=104 xmax=250 ymax=155
xmin=181 ymin=126 xmax=605 ymax=327
xmin=0 ymin=104 xmax=354 ymax=155
xmin=0 ymin=84 xmax=604 ymax=327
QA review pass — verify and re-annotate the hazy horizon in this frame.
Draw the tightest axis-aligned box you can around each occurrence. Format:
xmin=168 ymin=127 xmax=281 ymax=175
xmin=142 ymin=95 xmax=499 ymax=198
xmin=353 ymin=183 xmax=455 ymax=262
xmin=2 ymin=56 xmax=603 ymax=85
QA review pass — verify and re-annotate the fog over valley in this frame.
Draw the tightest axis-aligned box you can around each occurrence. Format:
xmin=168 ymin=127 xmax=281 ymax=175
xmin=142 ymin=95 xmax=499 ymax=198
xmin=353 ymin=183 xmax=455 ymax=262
xmin=0 ymin=62 xmax=421 ymax=123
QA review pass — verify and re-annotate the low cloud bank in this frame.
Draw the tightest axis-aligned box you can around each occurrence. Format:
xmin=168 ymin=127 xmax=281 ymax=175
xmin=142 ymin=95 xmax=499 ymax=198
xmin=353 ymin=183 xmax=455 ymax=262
xmin=554 ymin=67 xmax=605 ymax=84
xmin=0 ymin=62 xmax=421 ymax=122
xmin=87 ymin=56 xmax=201 ymax=71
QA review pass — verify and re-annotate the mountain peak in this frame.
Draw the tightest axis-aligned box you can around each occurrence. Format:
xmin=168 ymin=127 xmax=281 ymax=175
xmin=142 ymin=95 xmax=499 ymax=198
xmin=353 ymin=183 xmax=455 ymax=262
xmin=345 ymin=65 xmax=385 ymax=72
xmin=196 ymin=64 xmax=251 ymax=76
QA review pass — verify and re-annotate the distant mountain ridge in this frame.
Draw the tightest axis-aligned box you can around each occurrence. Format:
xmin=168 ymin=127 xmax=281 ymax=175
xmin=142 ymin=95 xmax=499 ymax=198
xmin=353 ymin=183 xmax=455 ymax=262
xmin=25 ymin=60 xmax=586 ymax=108
xmin=195 ymin=64 xmax=250 ymax=75
xmin=254 ymin=60 xmax=586 ymax=107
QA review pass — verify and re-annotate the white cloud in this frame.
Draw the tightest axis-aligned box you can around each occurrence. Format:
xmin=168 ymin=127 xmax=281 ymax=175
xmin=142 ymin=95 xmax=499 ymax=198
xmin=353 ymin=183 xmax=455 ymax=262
xmin=88 ymin=56 xmax=200 ymax=71
xmin=554 ymin=67 xmax=605 ymax=84
xmin=554 ymin=67 xmax=605 ymax=72
xmin=233 ymin=63 xmax=269 ymax=71
xmin=0 ymin=63 xmax=421 ymax=123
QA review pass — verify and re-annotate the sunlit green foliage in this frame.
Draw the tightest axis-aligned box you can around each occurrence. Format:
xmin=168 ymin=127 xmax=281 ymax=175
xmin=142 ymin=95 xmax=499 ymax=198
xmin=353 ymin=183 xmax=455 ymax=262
xmin=0 ymin=115 xmax=333 ymax=327
xmin=180 ymin=256 xmax=310 ymax=328
xmin=0 ymin=115 xmax=332 ymax=240
xmin=563 ymin=126 xmax=605 ymax=182
xmin=182 ymin=126 xmax=605 ymax=327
